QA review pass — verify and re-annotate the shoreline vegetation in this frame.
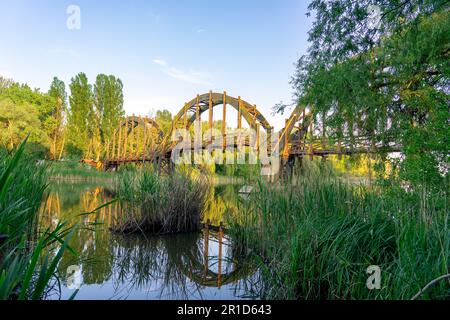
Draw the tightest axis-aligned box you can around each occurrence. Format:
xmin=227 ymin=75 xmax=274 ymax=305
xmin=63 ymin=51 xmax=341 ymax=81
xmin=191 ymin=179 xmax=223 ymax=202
xmin=111 ymin=171 xmax=210 ymax=235
xmin=0 ymin=140 xmax=77 ymax=300
xmin=227 ymin=162 xmax=449 ymax=300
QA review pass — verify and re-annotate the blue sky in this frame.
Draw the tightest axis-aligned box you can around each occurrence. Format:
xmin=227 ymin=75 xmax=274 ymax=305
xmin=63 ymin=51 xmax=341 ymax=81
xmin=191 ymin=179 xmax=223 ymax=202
xmin=0 ymin=0 xmax=312 ymax=130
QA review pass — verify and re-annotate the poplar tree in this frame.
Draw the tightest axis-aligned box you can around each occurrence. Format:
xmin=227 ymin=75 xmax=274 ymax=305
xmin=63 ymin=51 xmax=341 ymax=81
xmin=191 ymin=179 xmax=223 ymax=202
xmin=67 ymin=73 xmax=93 ymax=157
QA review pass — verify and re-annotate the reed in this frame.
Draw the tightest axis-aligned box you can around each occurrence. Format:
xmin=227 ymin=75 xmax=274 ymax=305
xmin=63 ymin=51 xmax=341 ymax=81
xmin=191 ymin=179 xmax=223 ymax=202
xmin=112 ymin=170 xmax=210 ymax=235
xmin=0 ymin=139 xmax=78 ymax=300
xmin=228 ymin=164 xmax=449 ymax=300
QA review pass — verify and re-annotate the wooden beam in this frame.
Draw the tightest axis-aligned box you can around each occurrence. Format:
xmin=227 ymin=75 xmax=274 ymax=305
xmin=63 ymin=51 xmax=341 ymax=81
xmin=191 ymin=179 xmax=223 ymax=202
xmin=117 ymin=120 xmax=122 ymax=161
xmin=142 ymin=117 xmax=147 ymax=163
xmin=196 ymin=94 xmax=200 ymax=122
xmin=111 ymin=126 xmax=116 ymax=161
xmin=130 ymin=114 xmax=135 ymax=160
xmin=268 ymin=126 xmax=273 ymax=156
xmin=237 ymin=96 xmax=242 ymax=129
xmin=137 ymin=115 xmax=142 ymax=159
xmin=209 ymin=91 xmax=213 ymax=130
xmin=222 ymin=91 xmax=227 ymax=150
xmin=256 ymin=123 xmax=260 ymax=153
xmin=184 ymin=102 xmax=188 ymax=129
xmin=123 ymin=119 xmax=128 ymax=160
xmin=284 ymin=118 xmax=289 ymax=158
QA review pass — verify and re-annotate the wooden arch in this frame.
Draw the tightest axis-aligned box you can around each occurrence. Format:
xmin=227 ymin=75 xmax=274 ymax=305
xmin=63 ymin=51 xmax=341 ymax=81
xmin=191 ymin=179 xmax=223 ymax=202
xmin=159 ymin=91 xmax=273 ymax=151
xmin=107 ymin=115 xmax=164 ymax=163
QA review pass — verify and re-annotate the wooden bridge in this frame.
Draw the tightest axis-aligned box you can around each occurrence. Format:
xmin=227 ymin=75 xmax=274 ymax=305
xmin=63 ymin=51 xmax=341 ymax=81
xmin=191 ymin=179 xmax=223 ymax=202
xmin=102 ymin=91 xmax=398 ymax=174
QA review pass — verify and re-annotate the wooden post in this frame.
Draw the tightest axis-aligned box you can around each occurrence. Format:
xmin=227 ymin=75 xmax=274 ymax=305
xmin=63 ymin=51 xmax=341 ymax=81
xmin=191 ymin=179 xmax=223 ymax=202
xmin=142 ymin=117 xmax=147 ymax=163
xmin=130 ymin=114 xmax=135 ymax=160
xmin=268 ymin=126 xmax=273 ymax=156
xmin=111 ymin=128 xmax=116 ymax=161
xmin=256 ymin=123 xmax=260 ymax=153
xmin=237 ymin=96 xmax=242 ymax=129
xmin=184 ymin=102 xmax=188 ymax=129
xmin=137 ymin=115 xmax=142 ymax=159
xmin=222 ymin=91 xmax=227 ymax=150
xmin=117 ymin=120 xmax=122 ymax=161
xmin=196 ymin=94 xmax=200 ymax=122
xmin=183 ymin=103 xmax=189 ymax=143
xmin=322 ymin=112 xmax=327 ymax=153
xmin=209 ymin=91 xmax=213 ymax=130
xmin=123 ymin=119 xmax=128 ymax=160
xmin=284 ymin=119 xmax=289 ymax=159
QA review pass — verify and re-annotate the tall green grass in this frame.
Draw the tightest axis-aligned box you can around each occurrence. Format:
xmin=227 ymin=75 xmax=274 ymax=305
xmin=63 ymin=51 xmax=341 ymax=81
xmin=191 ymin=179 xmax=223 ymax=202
xmin=0 ymin=139 xmax=78 ymax=300
xmin=112 ymin=170 xmax=210 ymax=235
xmin=228 ymin=163 xmax=449 ymax=300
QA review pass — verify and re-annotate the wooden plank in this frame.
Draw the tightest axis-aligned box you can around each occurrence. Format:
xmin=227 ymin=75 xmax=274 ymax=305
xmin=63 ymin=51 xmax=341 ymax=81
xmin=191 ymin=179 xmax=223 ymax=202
xmin=222 ymin=91 xmax=227 ymax=150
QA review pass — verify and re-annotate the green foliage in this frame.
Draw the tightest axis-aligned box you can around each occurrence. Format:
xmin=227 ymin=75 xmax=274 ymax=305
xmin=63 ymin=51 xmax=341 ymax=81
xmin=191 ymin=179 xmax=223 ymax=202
xmin=0 ymin=98 xmax=49 ymax=156
xmin=94 ymin=74 xmax=125 ymax=144
xmin=113 ymin=171 xmax=210 ymax=235
xmin=283 ymin=0 xmax=449 ymax=190
xmin=47 ymin=77 xmax=68 ymax=160
xmin=0 ymin=139 xmax=77 ymax=300
xmin=229 ymin=171 xmax=450 ymax=300
xmin=67 ymin=73 xmax=125 ymax=160
xmin=155 ymin=109 xmax=173 ymax=135
xmin=67 ymin=73 xmax=93 ymax=157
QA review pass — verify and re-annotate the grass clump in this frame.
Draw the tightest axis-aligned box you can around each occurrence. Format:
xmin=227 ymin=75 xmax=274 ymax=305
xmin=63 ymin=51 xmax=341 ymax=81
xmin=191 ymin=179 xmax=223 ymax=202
xmin=228 ymin=164 xmax=449 ymax=300
xmin=112 ymin=170 xmax=210 ymax=235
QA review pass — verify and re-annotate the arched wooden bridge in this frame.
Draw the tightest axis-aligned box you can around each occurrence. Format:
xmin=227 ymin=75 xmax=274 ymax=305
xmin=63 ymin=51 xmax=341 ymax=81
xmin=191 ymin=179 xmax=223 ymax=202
xmin=103 ymin=91 xmax=399 ymax=173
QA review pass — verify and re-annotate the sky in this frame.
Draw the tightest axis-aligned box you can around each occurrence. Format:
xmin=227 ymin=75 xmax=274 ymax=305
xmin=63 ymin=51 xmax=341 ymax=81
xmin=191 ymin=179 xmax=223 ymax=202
xmin=0 ymin=0 xmax=313 ymax=130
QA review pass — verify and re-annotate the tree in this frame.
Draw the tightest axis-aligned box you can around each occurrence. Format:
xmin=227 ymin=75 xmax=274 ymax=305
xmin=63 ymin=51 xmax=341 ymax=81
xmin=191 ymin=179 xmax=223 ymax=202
xmin=0 ymin=98 xmax=48 ymax=155
xmin=67 ymin=73 xmax=93 ymax=157
xmin=0 ymin=76 xmax=14 ymax=94
xmin=93 ymin=74 xmax=124 ymax=146
xmin=47 ymin=77 xmax=67 ymax=160
xmin=280 ymin=0 xmax=449 ymax=189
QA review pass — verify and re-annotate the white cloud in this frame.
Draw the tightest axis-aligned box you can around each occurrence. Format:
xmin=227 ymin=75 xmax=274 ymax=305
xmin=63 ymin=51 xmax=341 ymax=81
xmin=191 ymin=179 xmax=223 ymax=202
xmin=196 ymin=28 xmax=206 ymax=33
xmin=152 ymin=59 xmax=167 ymax=66
xmin=152 ymin=59 xmax=213 ymax=86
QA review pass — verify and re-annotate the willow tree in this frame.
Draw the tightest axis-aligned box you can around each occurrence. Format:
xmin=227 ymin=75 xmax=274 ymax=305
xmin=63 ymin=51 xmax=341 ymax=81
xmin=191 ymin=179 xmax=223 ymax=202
xmin=278 ymin=0 xmax=449 ymax=189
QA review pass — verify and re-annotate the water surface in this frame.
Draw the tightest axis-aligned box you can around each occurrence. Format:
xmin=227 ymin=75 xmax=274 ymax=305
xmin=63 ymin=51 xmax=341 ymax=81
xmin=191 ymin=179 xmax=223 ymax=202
xmin=40 ymin=181 xmax=262 ymax=300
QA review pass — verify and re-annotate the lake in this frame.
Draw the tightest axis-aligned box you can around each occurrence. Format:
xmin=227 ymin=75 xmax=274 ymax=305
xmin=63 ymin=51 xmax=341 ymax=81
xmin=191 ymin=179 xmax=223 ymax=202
xmin=39 ymin=181 xmax=263 ymax=300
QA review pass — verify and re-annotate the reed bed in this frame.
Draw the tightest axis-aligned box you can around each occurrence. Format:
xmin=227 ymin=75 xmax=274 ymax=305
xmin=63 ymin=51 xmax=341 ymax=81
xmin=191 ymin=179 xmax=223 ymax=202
xmin=228 ymin=166 xmax=449 ymax=300
xmin=112 ymin=171 xmax=210 ymax=235
xmin=0 ymin=139 xmax=78 ymax=300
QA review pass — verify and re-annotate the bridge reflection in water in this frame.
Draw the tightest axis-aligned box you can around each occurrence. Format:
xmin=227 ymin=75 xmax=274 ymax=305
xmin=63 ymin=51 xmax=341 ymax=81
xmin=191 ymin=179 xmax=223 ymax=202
xmin=40 ymin=183 xmax=262 ymax=300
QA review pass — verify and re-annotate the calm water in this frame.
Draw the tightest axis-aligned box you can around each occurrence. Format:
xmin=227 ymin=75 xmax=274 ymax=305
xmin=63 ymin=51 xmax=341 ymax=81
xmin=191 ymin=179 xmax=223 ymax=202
xmin=40 ymin=181 xmax=262 ymax=300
